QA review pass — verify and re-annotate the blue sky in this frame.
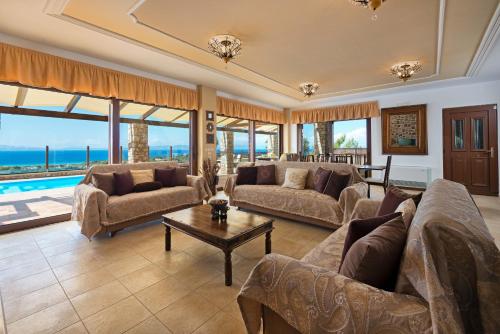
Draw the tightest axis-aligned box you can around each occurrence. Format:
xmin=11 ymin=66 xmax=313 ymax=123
xmin=303 ymin=120 xmax=367 ymax=148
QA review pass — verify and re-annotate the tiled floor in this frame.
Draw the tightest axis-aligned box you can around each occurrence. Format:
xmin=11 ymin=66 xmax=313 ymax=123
xmin=0 ymin=187 xmax=498 ymax=334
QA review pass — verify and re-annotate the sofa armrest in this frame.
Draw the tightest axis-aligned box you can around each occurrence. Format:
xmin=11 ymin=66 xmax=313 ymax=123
xmin=338 ymin=182 xmax=368 ymax=224
xmin=187 ymin=175 xmax=212 ymax=201
xmin=238 ymin=253 xmax=431 ymax=334
xmin=350 ymin=198 xmax=382 ymax=221
xmin=71 ymin=183 xmax=108 ymax=239
xmin=223 ymin=174 xmax=238 ymax=197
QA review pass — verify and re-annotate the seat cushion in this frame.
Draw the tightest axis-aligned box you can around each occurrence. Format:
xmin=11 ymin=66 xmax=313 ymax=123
xmin=130 ymin=169 xmax=154 ymax=185
xmin=282 ymin=168 xmax=308 ymax=190
xmin=106 ymin=186 xmax=197 ymax=225
xmin=323 ymin=171 xmax=352 ymax=200
xmin=236 ymin=167 xmax=257 ymax=185
xmin=313 ymin=167 xmax=332 ymax=193
xmin=114 ymin=171 xmax=134 ymax=196
xmin=377 ymin=185 xmax=421 ymax=216
xmin=233 ymin=185 xmax=343 ymax=226
xmin=91 ymin=173 xmax=115 ymax=196
xmin=256 ymin=165 xmax=276 ymax=185
xmin=155 ymin=168 xmax=176 ymax=187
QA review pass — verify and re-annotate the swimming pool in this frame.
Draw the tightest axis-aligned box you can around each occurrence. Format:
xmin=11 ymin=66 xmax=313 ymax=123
xmin=0 ymin=175 xmax=84 ymax=195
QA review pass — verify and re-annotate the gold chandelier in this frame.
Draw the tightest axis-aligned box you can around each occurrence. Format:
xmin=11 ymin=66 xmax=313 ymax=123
xmin=208 ymin=35 xmax=242 ymax=63
xmin=299 ymin=82 xmax=320 ymax=97
xmin=390 ymin=61 xmax=422 ymax=82
xmin=349 ymin=0 xmax=386 ymax=11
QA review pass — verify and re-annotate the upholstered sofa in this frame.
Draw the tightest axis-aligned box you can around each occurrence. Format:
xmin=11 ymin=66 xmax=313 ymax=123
xmin=237 ymin=179 xmax=500 ymax=333
xmin=72 ymin=161 xmax=211 ymax=239
xmin=224 ymin=161 xmax=368 ymax=229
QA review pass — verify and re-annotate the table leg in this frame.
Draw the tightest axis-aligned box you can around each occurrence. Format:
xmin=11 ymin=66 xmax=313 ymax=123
xmin=165 ymin=225 xmax=171 ymax=251
xmin=224 ymin=250 xmax=232 ymax=286
xmin=265 ymin=231 xmax=272 ymax=254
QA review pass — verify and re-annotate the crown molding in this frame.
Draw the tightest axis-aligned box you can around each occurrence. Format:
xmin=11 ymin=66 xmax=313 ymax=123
xmin=467 ymin=3 xmax=500 ymax=77
xmin=43 ymin=0 xmax=70 ymax=15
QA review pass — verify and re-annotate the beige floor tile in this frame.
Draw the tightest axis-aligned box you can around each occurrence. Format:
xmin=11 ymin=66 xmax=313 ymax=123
xmin=0 ymin=242 xmax=40 ymax=261
xmin=70 ymin=280 xmax=131 ymax=318
xmin=47 ymin=249 xmax=97 ymax=269
xmin=183 ymin=243 xmax=219 ymax=260
xmin=52 ymin=258 xmax=108 ymax=281
xmin=40 ymin=239 xmax=89 ymax=258
xmin=119 ymin=264 xmax=169 ymax=293
xmin=105 ymin=254 xmax=151 ymax=278
xmin=134 ymin=276 xmax=193 ymax=313
xmin=56 ymin=321 xmax=88 ymax=334
xmin=195 ymin=275 xmax=243 ymax=309
xmin=92 ymin=247 xmax=138 ymax=265
xmin=0 ymin=293 xmax=5 ymax=334
xmin=138 ymin=246 xmax=182 ymax=263
xmin=0 ymin=251 xmax=46 ymax=272
xmin=153 ymin=251 xmax=199 ymax=275
xmin=0 ymin=258 xmax=51 ymax=285
xmin=61 ymin=268 xmax=115 ymax=298
xmin=125 ymin=317 xmax=171 ymax=334
xmin=221 ymin=300 xmax=244 ymax=320
xmin=82 ymin=296 xmax=151 ymax=334
xmin=7 ymin=301 xmax=79 ymax=334
xmin=232 ymin=257 xmax=261 ymax=283
xmin=3 ymin=283 xmax=67 ymax=324
xmin=193 ymin=311 xmax=246 ymax=334
xmin=171 ymin=261 xmax=222 ymax=289
xmin=156 ymin=293 xmax=219 ymax=334
xmin=1 ymin=270 xmax=58 ymax=302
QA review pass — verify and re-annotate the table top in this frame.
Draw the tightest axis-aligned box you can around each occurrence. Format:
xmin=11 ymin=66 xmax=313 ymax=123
xmin=162 ymin=205 xmax=273 ymax=241
xmin=355 ymin=164 xmax=386 ymax=170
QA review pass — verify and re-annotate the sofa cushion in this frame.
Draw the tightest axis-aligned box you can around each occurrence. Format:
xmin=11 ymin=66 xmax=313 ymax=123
xmin=233 ymin=185 xmax=343 ymax=227
xmin=236 ymin=167 xmax=258 ymax=185
xmin=133 ymin=181 xmax=162 ymax=193
xmin=339 ymin=215 xmax=407 ymax=291
xmin=395 ymin=198 xmax=417 ymax=227
xmin=256 ymin=165 xmax=276 ymax=185
xmin=313 ymin=167 xmax=332 ymax=193
xmin=155 ymin=168 xmax=176 ymax=187
xmin=340 ymin=212 xmax=402 ymax=268
xmin=282 ymin=168 xmax=308 ymax=190
xmin=91 ymin=173 xmax=115 ymax=196
xmin=377 ymin=185 xmax=421 ymax=216
xmin=114 ymin=171 xmax=134 ymax=196
xmin=174 ymin=167 xmax=188 ymax=186
xmin=323 ymin=171 xmax=352 ymax=200
xmin=106 ymin=186 xmax=197 ymax=225
xmin=130 ymin=169 xmax=154 ymax=185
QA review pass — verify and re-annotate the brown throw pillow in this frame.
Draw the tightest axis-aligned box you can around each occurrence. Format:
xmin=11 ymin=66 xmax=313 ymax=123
xmin=339 ymin=212 xmax=402 ymax=268
xmin=323 ymin=171 xmax=352 ymax=200
xmin=256 ymin=165 xmax=276 ymax=185
xmin=377 ymin=185 xmax=422 ymax=216
xmin=313 ymin=167 xmax=332 ymax=193
xmin=236 ymin=167 xmax=258 ymax=185
xmin=91 ymin=173 xmax=114 ymax=196
xmin=155 ymin=168 xmax=176 ymax=187
xmin=133 ymin=181 xmax=162 ymax=193
xmin=174 ymin=168 xmax=188 ymax=186
xmin=339 ymin=215 xmax=408 ymax=291
xmin=114 ymin=171 xmax=134 ymax=196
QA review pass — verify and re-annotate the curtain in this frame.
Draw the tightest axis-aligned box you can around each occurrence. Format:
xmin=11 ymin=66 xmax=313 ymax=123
xmin=0 ymin=42 xmax=198 ymax=110
xmin=217 ymin=96 xmax=285 ymax=124
xmin=291 ymin=101 xmax=380 ymax=123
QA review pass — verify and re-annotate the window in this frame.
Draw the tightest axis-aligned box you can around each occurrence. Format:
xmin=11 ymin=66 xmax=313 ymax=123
xmin=255 ymin=122 xmax=280 ymax=160
xmin=332 ymin=119 xmax=368 ymax=164
xmin=302 ymin=123 xmax=315 ymax=156
xmin=216 ymin=116 xmax=249 ymax=174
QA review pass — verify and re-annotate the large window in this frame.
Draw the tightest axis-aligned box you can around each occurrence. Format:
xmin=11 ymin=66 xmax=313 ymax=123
xmin=255 ymin=122 xmax=280 ymax=160
xmin=216 ymin=116 xmax=249 ymax=174
xmin=332 ymin=119 xmax=368 ymax=164
xmin=301 ymin=123 xmax=315 ymax=156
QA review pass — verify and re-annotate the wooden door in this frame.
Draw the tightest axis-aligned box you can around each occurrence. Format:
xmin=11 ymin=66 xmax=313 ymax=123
xmin=443 ymin=105 xmax=498 ymax=195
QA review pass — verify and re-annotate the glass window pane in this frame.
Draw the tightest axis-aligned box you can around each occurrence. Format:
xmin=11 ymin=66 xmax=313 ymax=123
xmin=256 ymin=122 xmax=279 ymax=160
xmin=216 ymin=117 xmax=249 ymax=175
xmin=472 ymin=118 xmax=484 ymax=150
xmin=453 ymin=119 xmax=464 ymax=149
xmin=302 ymin=123 xmax=315 ymax=155
xmin=332 ymin=119 xmax=367 ymax=164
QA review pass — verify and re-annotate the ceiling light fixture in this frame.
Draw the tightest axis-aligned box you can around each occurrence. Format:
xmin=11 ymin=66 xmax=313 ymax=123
xmin=349 ymin=0 xmax=386 ymax=20
xmin=390 ymin=61 xmax=422 ymax=82
xmin=299 ymin=82 xmax=320 ymax=97
xmin=208 ymin=35 xmax=242 ymax=63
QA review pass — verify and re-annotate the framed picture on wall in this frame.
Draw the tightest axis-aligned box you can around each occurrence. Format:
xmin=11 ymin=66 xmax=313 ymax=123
xmin=206 ymin=133 xmax=215 ymax=144
xmin=382 ymin=104 xmax=428 ymax=155
xmin=206 ymin=110 xmax=214 ymax=121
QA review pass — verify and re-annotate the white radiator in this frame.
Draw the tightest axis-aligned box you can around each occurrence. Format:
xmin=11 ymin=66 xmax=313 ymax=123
xmin=373 ymin=165 xmax=432 ymax=184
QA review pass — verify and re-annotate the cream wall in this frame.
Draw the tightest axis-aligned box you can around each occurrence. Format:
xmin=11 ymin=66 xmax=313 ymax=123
xmin=290 ymin=79 xmax=500 ymax=184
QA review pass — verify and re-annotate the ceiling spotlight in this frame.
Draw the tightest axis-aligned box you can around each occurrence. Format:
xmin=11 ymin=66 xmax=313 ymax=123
xmin=390 ymin=61 xmax=422 ymax=82
xmin=208 ymin=35 xmax=242 ymax=63
xmin=299 ymin=82 xmax=320 ymax=97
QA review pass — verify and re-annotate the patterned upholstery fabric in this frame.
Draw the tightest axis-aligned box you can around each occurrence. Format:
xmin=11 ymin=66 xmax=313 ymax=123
xmin=282 ymin=168 xmax=309 ymax=189
xmin=238 ymin=179 xmax=500 ymax=334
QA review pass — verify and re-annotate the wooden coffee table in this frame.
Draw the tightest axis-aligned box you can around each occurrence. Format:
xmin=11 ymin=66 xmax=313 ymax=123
xmin=162 ymin=205 xmax=273 ymax=286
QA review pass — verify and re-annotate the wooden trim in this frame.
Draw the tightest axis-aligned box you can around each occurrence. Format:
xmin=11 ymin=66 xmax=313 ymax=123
xmin=189 ymin=110 xmax=198 ymax=175
xmin=325 ymin=121 xmax=333 ymax=155
xmin=366 ymin=118 xmax=372 ymax=164
xmin=249 ymin=120 xmax=256 ymax=162
xmin=171 ymin=111 xmax=189 ymax=123
xmin=297 ymin=124 xmax=304 ymax=156
xmin=64 ymin=95 xmax=81 ymax=113
xmin=382 ymin=104 xmax=428 ymax=155
xmin=108 ymin=99 xmax=120 ymax=164
xmin=141 ymin=106 xmax=160 ymax=120
xmin=14 ymin=87 xmax=28 ymax=107
xmin=119 ymin=102 xmax=129 ymax=111
xmin=278 ymin=124 xmax=284 ymax=156
xmin=0 ymin=213 xmax=71 ymax=234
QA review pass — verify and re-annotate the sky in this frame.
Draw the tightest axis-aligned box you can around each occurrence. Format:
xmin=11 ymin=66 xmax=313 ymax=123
xmin=303 ymin=119 xmax=367 ymax=148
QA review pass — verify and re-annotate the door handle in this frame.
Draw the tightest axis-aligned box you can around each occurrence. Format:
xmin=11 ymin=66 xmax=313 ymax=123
xmin=489 ymin=147 xmax=495 ymax=158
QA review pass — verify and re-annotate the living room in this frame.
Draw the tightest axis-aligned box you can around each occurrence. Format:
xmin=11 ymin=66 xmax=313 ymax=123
xmin=0 ymin=1 xmax=499 ymax=333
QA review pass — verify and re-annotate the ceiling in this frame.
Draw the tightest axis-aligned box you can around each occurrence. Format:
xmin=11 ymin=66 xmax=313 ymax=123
xmin=0 ymin=0 xmax=498 ymax=108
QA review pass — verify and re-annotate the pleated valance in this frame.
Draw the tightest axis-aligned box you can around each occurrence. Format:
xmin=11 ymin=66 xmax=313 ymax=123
xmin=291 ymin=101 xmax=380 ymax=124
xmin=216 ymin=96 xmax=285 ymax=124
xmin=0 ymin=43 xmax=198 ymax=110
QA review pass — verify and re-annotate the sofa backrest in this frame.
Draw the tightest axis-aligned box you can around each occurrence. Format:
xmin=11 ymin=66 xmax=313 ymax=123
xmin=81 ymin=161 xmax=179 ymax=184
xmin=254 ymin=161 xmax=364 ymax=189
xmin=395 ymin=179 xmax=500 ymax=333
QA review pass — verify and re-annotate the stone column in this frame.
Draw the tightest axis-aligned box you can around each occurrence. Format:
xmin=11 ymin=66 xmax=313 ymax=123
xmin=314 ymin=122 xmax=329 ymax=155
xmin=128 ymin=123 xmax=149 ymax=163
xmin=219 ymin=131 xmax=234 ymax=174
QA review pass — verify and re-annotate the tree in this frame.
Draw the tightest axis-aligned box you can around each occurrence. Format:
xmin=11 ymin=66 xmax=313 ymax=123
xmin=334 ymin=134 xmax=346 ymax=148
xmin=303 ymin=137 xmax=312 ymax=155
xmin=344 ymin=138 xmax=360 ymax=148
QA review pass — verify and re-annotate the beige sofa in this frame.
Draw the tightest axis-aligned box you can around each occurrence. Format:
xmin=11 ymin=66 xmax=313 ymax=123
xmin=224 ymin=161 xmax=368 ymax=229
xmin=237 ymin=179 xmax=500 ymax=333
xmin=72 ymin=161 xmax=211 ymax=239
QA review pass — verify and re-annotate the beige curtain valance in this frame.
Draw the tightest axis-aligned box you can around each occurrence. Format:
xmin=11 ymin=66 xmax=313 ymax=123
xmin=291 ymin=101 xmax=380 ymax=123
xmin=217 ymin=96 xmax=285 ymax=124
xmin=0 ymin=43 xmax=198 ymax=110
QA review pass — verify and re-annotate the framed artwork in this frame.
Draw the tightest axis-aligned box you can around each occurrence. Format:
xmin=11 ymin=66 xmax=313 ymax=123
xmin=206 ymin=122 xmax=214 ymax=132
xmin=206 ymin=110 xmax=214 ymax=121
xmin=206 ymin=133 xmax=215 ymax=144
xmin=382 ymin=104 xmax=427 ymax=155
